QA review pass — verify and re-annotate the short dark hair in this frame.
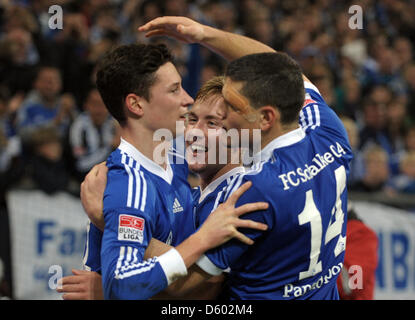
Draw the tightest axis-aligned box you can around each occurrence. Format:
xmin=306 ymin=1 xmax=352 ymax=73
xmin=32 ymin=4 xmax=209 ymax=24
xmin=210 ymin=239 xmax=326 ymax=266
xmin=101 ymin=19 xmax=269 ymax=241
xmin=96 ymin=43 xmax=173 ymax=126
xmin=225 ymin=52 xmax=305 ymax=124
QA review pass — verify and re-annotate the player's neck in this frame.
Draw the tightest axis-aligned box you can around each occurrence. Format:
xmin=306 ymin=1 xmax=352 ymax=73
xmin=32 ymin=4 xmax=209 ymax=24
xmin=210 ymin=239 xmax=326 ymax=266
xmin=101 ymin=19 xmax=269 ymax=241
xmin=261 ymin=121 xmax=300 ymax=150
xmin=120 ymin=123 xmax=170 ymax=170
xmin=199 ymin=163 xmax=241 ymax=190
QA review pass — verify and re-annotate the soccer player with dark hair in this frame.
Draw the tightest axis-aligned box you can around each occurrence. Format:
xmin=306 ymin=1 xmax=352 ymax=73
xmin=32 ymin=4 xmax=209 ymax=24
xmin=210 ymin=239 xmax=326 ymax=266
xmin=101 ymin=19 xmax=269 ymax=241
xmin=64 ymin=17 xmax=353 ymax=300
xmin=137 ymin=17 xmax=353 ymax=300
xmin=64 ymin=42 xmax=268 ymax=300
xmin=59 ymin=76 xmax=247 ymax=300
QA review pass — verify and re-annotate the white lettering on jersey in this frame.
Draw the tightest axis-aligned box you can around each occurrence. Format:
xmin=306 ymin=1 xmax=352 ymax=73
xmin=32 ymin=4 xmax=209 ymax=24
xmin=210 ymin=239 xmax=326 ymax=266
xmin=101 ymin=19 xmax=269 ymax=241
xmin=282 ymin=262 xmax=343 ymax=298
xmin=278 ymin=142 xmax=346 ymax=190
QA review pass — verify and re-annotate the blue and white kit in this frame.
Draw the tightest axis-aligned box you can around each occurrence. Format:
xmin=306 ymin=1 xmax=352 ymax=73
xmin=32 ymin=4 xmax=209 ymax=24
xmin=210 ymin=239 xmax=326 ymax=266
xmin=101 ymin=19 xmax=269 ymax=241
xmin=83 ymin=138 xmax=193 ymax=299
xmin=196 ymin=81 xmax=353 ymax=300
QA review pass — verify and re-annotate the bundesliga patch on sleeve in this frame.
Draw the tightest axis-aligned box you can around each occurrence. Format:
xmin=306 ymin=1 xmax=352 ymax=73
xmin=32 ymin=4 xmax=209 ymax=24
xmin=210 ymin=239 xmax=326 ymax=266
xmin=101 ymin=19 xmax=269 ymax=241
xmin=118 ymin=214 xmax=145 ymax=243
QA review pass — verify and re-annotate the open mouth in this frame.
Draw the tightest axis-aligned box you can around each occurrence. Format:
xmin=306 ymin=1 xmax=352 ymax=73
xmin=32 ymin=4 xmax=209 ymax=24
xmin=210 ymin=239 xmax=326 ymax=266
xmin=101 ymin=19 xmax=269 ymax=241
xmin=190 ymin=144 xmax=208 ymax=153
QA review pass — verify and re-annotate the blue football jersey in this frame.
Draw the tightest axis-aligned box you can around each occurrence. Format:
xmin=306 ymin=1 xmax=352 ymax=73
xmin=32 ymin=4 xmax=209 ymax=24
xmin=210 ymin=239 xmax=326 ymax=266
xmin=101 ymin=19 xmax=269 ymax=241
xmin=196 ymin=81 xmax=353 ymax=300
xmin=82 ymin=222 xmax=103 ymax=273
xmin=98 ymin=138 xmax=191 ymax=299
xmin=175 ymin=166 xmax=247 ymax=247
xmin=168 ymin=142 xmax=195 ymax=247
xmin=193 ymin=167 xmax=247 ymax=230
xmin=82 ymin=139 xmax=194 ymax=275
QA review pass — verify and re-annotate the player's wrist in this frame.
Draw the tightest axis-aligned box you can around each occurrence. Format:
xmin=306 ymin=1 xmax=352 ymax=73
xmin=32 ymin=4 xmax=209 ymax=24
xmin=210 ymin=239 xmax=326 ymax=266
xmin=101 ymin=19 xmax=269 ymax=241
xmin=199 ymin=24 xmax=220 ymax=47
xmin=188 ymin=230 xmax=211 ymax=254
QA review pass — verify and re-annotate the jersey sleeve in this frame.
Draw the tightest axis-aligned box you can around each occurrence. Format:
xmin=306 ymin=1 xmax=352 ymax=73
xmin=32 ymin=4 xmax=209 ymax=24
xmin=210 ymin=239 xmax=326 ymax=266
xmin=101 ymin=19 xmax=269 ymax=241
xmin=82 ymin=221 xmax=103 ymax=273
xmin=300 ymin=82 xmax=351 ymax=147
xmin=196 ymin=175 xmax=274 ymax=275
xmin=299 ymin=81 xmax=353 ymax=169
xmin=101 ymin=206 xmax=187 ymax=299
xmin=100 ymin=168 xmax=187 ymax=300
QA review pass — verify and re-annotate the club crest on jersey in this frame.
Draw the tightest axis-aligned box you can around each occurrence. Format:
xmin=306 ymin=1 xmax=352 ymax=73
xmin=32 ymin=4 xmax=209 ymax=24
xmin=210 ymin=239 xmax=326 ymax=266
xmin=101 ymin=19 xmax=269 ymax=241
xmin=118 ymin=214 xmax=144 ymax=243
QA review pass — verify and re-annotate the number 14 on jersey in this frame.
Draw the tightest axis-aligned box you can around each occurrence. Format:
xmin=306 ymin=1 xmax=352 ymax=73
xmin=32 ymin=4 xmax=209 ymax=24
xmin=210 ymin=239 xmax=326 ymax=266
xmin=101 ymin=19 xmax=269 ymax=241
xmin=298 ymin=165 xmax=347 ymax=280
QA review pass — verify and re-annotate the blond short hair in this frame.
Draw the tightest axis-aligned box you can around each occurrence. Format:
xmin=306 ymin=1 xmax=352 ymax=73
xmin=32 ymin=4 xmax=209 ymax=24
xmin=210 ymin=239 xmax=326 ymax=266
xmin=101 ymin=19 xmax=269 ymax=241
xmin=195 ymin=76 xmax=225 ymax=103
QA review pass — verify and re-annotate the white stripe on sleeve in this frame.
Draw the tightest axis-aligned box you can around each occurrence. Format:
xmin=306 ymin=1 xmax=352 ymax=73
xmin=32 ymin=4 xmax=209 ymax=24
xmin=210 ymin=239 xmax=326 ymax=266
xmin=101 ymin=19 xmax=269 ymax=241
xmin=133 ymin=168 xmax=141 ymax=210
xmin=139 ymin=171 xmax=147 ymax=212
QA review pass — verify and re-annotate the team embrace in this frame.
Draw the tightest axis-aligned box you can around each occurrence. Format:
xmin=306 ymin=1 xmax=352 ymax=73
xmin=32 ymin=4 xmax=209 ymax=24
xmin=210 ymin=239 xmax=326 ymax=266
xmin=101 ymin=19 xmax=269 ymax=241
xmin=57 ymin=16 xmax=352 ymax=300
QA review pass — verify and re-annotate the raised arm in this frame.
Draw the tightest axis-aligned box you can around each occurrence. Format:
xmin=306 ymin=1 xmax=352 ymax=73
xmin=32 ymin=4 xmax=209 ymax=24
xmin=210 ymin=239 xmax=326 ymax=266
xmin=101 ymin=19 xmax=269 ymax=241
xmin=138 ymin=16 xmax=313 ymax=86
xmin=138 ymin=16 xmax=275 ymax=61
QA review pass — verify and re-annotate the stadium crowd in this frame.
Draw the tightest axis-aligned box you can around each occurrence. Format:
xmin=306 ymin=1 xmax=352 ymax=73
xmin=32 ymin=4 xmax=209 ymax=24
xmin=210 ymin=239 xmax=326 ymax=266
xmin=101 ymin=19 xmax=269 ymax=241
xmin=0 ymin=0 xmax=414 ymax=299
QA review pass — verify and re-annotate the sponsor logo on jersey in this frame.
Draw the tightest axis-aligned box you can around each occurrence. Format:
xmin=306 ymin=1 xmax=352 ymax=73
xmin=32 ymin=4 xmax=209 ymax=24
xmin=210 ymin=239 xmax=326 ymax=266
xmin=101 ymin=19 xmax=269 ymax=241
xmin=173 ymin=198 xmax=184 ymax=213
xmin=118 ymin=214 xmax=144 ymax=243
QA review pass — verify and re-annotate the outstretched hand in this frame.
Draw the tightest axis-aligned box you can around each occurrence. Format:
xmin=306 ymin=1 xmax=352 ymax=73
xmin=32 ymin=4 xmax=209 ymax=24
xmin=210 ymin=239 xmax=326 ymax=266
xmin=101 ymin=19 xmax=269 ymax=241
xmin=138 ymin=16 xmax=206 ymax=43
xmin=57 ymin=269 xmax=103 ymax=300
xmin=198 ymin=181 xmax=269 ymax=249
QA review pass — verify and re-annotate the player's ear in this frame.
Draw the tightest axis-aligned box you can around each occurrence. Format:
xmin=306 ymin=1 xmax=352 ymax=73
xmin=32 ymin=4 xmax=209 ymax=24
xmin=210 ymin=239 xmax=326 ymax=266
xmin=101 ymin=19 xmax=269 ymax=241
xmin=125 ymin=93 xmax=144 ymax=118
xmin=259 ymin=106 xmax=278 ymax=131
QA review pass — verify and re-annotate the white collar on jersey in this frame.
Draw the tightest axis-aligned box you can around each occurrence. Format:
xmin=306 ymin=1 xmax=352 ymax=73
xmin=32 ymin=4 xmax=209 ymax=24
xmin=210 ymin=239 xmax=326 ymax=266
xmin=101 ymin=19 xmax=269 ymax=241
xmin=253 ymin=127 xmax=306 ymax=165
xmin=118 ymin=137 xmax=174 ymax=184
xmin=304 ymin=80 xmax=321 ymax=94
xmin=198 ymin=166 xmax=246 ymax=204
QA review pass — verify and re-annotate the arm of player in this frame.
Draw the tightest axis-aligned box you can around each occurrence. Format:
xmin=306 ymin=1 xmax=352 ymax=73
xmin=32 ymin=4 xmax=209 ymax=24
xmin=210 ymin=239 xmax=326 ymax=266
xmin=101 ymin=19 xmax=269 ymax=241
xmin=141 ymin=182 xmax=269 ymax=297
xmin=138 ymin=16 xmax=275 ymax=62
xmin=80 ymin=162 xmax=108 ymax=231
xmin=196 ymin=179 xmax=275 ymax=276
xmin=144 ymin=238 xmax=224 ymax=299
xmin=56 ymin=238 xmax=222 ymax=300
xmin=139 ymin=16 xmax=317 ymax=87
xmin=101 ymin=181 xmax=268 ymax=300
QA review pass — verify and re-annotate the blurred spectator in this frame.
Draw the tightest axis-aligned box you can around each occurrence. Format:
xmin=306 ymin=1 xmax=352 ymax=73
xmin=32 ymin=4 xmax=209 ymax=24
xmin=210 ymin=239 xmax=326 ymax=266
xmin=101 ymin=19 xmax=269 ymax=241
xmin=69 ymin=88 xmax=119 ymax=182
xmin=390 ymin=151 xmax=415 ymax=194
xmin=164 ymin=0 xmax=189 ymax=17
xmin=337 ymin=203 xmax=378 ymax=300
xmin=404 ymin=63 xmax=415 ymax=121
xmin=26 ymin=126 xmax=72 ymax=195
xmin=16 ymin=66 xmax=77 ymax=140
xmin=0 ymin=91 xmax=22 ymax=173
xmin=350 ymin=145 xmax=392 ymax=193
xmin=341 ymin=116 xmax=365 ymax=186
xmin=0 ymin=27 xmax=39 ymax=95
xmin=404 ymin=126 xmax=415 ymax=152
xmin=335 ymin=77 xmax=362 ymax=120
xmin=393 ymin=37 xmax=413 ymax=70
xmin=385 ymin=98 xmax=411 ymax=174
xmin=360 ymin=46 xmax=406 ymax=96
xmin=0 ymin=90 xmax=25 ymax=300
xmin=358 ymin=86 xmax=392 ymax=154
xmin=308 ymin=62 xmax=336 ymax=108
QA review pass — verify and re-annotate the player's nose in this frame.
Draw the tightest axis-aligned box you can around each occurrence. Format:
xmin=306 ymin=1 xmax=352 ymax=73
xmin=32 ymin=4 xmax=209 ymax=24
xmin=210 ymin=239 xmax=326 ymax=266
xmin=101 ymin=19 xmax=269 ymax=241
xmin=182 ymin=89 xmax=194 ymax=106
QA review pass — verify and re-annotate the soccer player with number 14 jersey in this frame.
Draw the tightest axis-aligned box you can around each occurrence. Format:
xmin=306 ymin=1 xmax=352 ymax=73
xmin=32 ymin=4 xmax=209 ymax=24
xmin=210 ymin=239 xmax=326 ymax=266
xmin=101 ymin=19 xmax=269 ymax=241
xmin=139 ymin=16 xmax=353 ymax=300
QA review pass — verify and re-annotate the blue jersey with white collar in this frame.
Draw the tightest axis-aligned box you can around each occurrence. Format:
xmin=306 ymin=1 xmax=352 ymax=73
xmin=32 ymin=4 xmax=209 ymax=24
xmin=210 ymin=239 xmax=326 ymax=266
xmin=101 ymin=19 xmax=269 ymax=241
xmin=82 ymin=139 xmax=193 ymax=277
xmin=175 ymin=166 xmax=247 ymax=246
xmin=84 ymin=139 xmax=192 ymax=300
xmin=197 ymin=81 xmax=353 ymax=300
